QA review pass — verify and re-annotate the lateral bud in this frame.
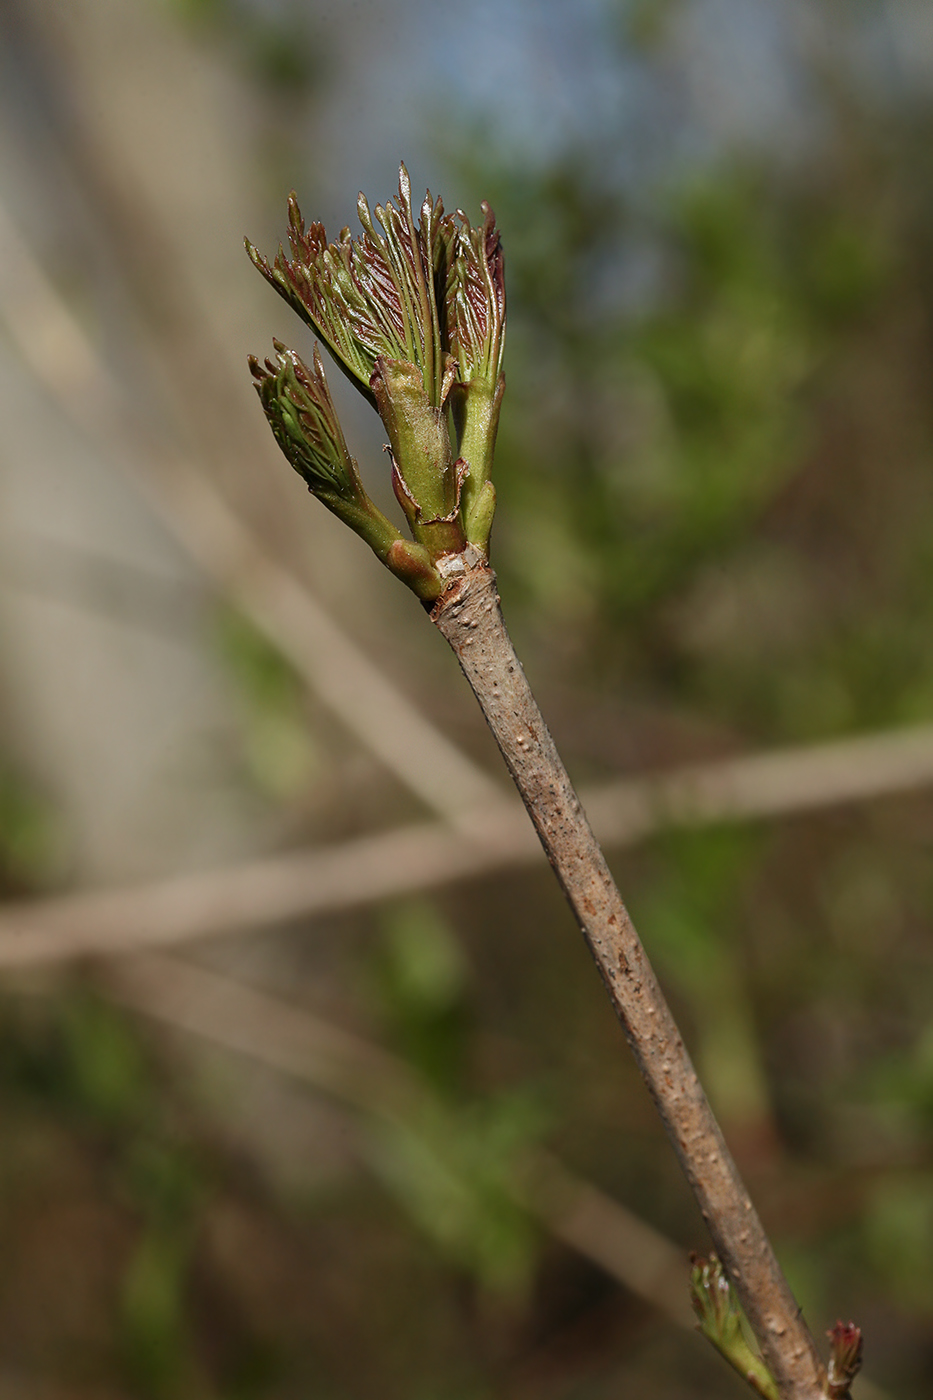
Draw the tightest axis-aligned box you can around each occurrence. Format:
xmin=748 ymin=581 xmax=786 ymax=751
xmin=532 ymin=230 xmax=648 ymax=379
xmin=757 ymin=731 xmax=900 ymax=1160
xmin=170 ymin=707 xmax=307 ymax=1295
xmin=385 ymin=539 xmax=443 ymax=601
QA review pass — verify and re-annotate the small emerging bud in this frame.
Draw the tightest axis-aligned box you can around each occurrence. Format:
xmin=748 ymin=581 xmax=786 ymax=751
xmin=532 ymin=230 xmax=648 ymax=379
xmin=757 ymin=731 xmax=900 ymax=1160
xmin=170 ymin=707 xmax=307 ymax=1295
xmin=690 ymin=1255 xmax=778 ymax=1400
xmin=249 ymin=341 xmax=355 ymax=499
xmin=691 ymin=1252 xmax=735 ymax=1339
xmin=826 ymin=1322 xmax=863 ymax=1399
xmin=249 ymin=342 xmax=442 ymax=601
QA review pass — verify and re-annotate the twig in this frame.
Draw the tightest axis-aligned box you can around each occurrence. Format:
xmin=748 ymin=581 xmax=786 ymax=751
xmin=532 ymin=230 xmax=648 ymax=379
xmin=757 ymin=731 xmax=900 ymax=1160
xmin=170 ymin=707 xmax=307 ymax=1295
xmin=431 ymin=554 xmax=825 ymax=1400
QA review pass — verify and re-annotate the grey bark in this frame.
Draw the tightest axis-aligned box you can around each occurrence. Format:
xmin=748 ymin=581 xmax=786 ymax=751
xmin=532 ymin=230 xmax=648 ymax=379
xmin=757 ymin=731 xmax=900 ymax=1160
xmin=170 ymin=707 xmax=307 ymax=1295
xmin=432 ymin=555 xmax=826 ymax=1400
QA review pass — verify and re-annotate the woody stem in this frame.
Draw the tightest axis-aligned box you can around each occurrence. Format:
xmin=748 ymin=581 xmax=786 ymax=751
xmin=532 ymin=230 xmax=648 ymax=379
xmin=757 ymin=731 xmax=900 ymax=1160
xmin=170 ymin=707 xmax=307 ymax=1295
xmin=430 ymin=554 xmax=826 ymax=1400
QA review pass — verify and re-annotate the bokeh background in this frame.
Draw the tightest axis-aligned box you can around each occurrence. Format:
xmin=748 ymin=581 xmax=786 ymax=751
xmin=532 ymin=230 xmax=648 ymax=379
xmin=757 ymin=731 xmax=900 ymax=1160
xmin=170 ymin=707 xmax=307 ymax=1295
xmin=0 ymin=0 xmax=932 ymax=1396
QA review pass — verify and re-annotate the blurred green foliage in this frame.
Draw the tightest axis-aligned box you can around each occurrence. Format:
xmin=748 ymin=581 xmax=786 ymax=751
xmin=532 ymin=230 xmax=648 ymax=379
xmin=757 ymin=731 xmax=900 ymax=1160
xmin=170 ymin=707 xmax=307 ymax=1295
xmin=366 ymin=901 xmax=547 ymax=1295
xmin=366 ymin=1092 xmax=544 ymax=1298
xmin=449 ymin=102 xmax=932 ymax=765
xmin=639 ymin=828 xmax=775 ymax=1135
xmin=0 ymin=762 xmax=56 ymax=887
xmin=165 ymin=0 xmax=322 ymax=92
xmin=216 ymin=608 xmax=318 ymax=801
xmin=0 ymin=993 xmax=208 ymax=1394
xmin=373 ymin=899 xmax=472 ymax=1090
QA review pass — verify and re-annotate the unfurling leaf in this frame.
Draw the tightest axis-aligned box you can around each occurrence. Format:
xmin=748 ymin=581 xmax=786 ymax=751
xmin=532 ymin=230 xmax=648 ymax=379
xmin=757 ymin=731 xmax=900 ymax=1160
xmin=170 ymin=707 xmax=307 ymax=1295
xmin=249 ymin=340 xmax=356 ymax=499
xmin=249 ymin=342 xmax=442 ymax=601
xmin=690 ymin=1255 xmax=779 ymax=1400
xmin=246 ymin=164 xmax=506 ymax=576
xmin=246 ymin=165 xmax=448 ymax=409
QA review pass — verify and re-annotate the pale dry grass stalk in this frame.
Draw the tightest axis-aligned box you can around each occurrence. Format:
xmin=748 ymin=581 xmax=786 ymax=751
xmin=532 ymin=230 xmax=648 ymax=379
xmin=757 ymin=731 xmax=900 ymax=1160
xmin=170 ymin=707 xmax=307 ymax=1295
xmin=2 ymin=716 xmax=933 ymax=966
xmin=95 ymin=950 xmax=694 ymax=1328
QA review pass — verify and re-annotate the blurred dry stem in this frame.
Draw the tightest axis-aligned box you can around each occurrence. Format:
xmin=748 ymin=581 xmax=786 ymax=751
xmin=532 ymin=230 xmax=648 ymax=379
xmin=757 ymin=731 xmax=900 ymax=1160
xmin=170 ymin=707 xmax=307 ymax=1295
xmin=96 ymin=950 xmax=695 ymax=1328
xmin=432 ymin=557 xmax=825 ymax=1400
xmin=2 ymin=718 xmax=933 ymax=966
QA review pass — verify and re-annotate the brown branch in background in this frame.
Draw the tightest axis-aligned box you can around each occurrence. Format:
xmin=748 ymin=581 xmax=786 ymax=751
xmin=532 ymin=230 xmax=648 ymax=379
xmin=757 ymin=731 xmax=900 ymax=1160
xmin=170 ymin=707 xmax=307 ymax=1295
xmin=151 ymin=470 xmax=507 ymax=827
xmin=431 ymin=555 xmax=826 ymax=1400
xmin=3 ymin=715 xmax=933 ymax=968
